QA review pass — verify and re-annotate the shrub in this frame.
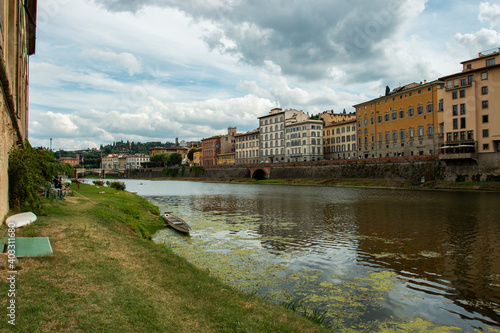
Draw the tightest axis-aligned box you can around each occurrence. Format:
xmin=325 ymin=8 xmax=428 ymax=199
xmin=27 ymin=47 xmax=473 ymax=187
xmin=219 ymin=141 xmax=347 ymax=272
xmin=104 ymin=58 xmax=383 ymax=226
xmin=8 ymin=141 xmax=45 ymax=213
xmin=471 ymin=174 xmax=482 ymax=182
xmin=455 ymin=174 xmax=466 ymax=182
xmin=93 ymin=180 xmax=104 ymax=186
xmin=110 ymin=181 xmax=126 ymax=190
xmin=486 ymin=175 xmax=500 ymax=182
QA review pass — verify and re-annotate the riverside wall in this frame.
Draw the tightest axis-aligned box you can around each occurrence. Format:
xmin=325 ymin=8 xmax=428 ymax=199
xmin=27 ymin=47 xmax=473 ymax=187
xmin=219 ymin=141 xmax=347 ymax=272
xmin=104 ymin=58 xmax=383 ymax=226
xmin=128 ymin=154 xmax=500 ymax=184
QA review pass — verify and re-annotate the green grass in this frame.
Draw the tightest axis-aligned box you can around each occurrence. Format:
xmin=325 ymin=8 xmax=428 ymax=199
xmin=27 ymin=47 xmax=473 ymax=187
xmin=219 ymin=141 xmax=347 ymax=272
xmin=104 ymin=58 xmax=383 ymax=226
xmin=0 ymin=183 xmax=327 ymax=332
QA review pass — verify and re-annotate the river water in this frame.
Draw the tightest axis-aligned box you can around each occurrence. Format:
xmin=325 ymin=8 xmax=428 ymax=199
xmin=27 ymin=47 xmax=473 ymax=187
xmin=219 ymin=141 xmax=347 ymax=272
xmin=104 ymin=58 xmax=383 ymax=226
xmin=123 ymin=179 xmax=500 ymax=331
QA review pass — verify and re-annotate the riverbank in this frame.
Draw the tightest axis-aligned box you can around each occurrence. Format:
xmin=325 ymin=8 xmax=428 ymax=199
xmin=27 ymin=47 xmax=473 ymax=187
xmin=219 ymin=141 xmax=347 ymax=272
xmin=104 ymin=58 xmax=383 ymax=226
xmin=144 ymin=176 xmax=500 ymax=192
xmin=0 ymin=183 xmax=327 ymax=332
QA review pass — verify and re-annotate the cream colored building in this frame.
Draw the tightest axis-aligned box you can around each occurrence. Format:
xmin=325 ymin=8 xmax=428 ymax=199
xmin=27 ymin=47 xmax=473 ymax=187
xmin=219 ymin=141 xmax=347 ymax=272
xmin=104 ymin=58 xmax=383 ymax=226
xmin=439 ymin=48 xmax=500 ymax=156
xmin=235 ymin=129 xmax=259 ymax=165
xmin=259 ymin=108 xmax=311 ymax=163
xmin=126 ymin=154 xmax=149 ymax=169
xmin=0 ymin=1 xmax=37 ymax=219
xmin=323 ymin=119 xmax=357 ymax=160
xmin=285 ymin=116 xmax=324 ymax=162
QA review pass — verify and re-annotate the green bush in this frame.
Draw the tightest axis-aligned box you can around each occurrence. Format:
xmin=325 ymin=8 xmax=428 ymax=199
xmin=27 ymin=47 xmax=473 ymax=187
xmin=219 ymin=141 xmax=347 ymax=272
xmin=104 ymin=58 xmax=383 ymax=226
xmin=110 ymin=181 xmax=126 ymax=190
xmin=93 ymin=180 xmax=104 ymax=186
xmin=486 ymin=175 xmax=500 ymax=182
xmin=8 ymin=141 xmax=45 ymax=213
xmin=455 ymin=174 xmax=466 ymax=182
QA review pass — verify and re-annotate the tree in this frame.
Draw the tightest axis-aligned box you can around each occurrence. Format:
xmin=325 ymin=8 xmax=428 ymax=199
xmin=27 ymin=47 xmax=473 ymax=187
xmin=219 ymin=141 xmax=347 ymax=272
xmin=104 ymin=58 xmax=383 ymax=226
xmin=150 ymin=153 xmax=168 ymax=167
xmin=168 ymin=153 xmax=182 ymax=166
xmin=187 ymin=148 xmax=197 ymax=161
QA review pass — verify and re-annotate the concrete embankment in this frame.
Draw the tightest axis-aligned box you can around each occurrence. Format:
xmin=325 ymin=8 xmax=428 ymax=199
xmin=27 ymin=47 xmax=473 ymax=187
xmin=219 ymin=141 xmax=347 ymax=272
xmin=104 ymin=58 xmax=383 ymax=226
xmin=126 ymin=154 xmax=500 ymax=185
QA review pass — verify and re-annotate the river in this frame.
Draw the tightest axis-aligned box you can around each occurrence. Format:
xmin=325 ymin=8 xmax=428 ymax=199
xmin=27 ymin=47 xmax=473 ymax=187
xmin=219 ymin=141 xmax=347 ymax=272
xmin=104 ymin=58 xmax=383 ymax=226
xmin=122 ymin=179 xmax=500 ymax=331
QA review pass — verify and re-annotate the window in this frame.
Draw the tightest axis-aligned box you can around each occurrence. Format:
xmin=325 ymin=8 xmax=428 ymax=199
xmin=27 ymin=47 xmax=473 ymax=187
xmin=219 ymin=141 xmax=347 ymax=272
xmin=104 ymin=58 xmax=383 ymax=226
xmin=467 ymin=131 xmax=474 ymax=140
xmin=447 ymin=80 xmax=452 ymax=89
xmin=385 ymin=132 xmax=390 ymax=141
xmin=400 ymin=130 xmax=405 ymax=139
xmin=439 ymin=99 xmax=444 ymax=111
xmin=483 ymin=129 xmax=489 ymax=138
xmin=482 ymin=86 xmax=488 ymax=94
xmin=454 ymin=79 xmax=459 ymax=87
xmin=468 ymin=75 xmax=473 ymax=84
xmin=427 ymin=125 xmax=434 ymax=135
xmin=460 ymin=104 xmax=466 ymax=115
xmin=384 ymin=114 xmax=389 ymax=121
xmin=482 ymin=100 xmax=489 ymax=109
xmin=459 ymin=90 xmax=465 ymax=98
xmin=452 ymin=91 xmax=458 ymax=99
xmin=460 ymin=78 xmax=466 ymax=86
xmin=481 ymin=72 xmax=488 ymax=80
xmin=483 ymin=115 xmax=489 ymax=123
xmin=417 ymin=106 xmax=423 ymax=115
xmin=460 ymin=117 xmax=466 ymax=129
xmin=452 ymin=105 xmax=458 ymax=116
xmin=408 ymin=107 xmax=414 ymax=117
xmin=370 ymin=117 xmax=374 ymax=125
xmin=483 ymin=144 xmax=490 ymax=150
xmin=453 ymin=118 xmax=458 ymax=130
xmin=417 ymin=127 xmax=424 ymax=136
xmin=392 ymin=131 xmax=397 ymax=140
xmin=392 ymin=112 xmax=397 ymax=120
xmin=377 ymin=115 xmax=382 ymax=123
xmin=409 ymin=128 xmax=414 ymax=138
xmin=399 ymin=110 xmax=404 ymax=118
xmin=486 ymin=58 xmax=496 ymax=66
xmin=427 ymin=103 xmax=433 ymax=113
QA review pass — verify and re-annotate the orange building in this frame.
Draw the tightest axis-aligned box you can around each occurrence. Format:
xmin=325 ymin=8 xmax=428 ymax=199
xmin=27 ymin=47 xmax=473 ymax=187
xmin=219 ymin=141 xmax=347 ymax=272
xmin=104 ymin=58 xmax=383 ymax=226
xmin=201 ymin=136 xmax=221 ymax=166
xmin=439 ymin=48 xmax=500 ymax=156
xmin=353 ymin=81 xmax=444 ymax=158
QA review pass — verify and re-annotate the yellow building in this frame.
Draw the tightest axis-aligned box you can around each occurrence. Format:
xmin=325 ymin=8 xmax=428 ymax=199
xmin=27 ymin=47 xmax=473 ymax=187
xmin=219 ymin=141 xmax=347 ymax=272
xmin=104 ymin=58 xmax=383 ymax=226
xmin=320 ymin=110 xmax=356 ymax=126
xmin=439 ymin=48 xmax=500 ymax=156
xmin=353 ymin=81 xmax=444 ymax=158
xmin=218 ymin=152 xmax=235 ymax=165
xmin=150 ymin=146 xmax=189 ymax=161
xmin=323 ymin=119 xmax=357 ymax=160
xmin=192 ymin=149 xmax=202 ymax=166
xmin=0 ymin=0 xmax=37 ymax=220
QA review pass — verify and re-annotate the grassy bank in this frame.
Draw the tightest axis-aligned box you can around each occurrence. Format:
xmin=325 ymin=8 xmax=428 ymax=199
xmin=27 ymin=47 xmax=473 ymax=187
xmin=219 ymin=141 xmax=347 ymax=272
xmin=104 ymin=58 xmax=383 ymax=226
xmin=0 ymin=183 xmax=327 ymax=332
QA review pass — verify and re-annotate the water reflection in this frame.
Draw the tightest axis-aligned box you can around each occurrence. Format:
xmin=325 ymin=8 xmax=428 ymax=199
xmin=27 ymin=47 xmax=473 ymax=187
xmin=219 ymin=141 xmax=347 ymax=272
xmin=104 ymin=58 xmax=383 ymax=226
xmin=123 ymin=180 xmax=500 ymax=330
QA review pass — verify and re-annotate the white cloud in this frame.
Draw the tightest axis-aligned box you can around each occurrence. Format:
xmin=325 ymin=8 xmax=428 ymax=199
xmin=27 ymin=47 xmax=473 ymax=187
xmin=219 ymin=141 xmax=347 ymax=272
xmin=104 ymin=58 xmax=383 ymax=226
xmin=479 ymin=2 xmax=500 ymax=27
xmin=27 ymin=0 xmax=499 ymax=150
xmin=454 ymin=28 xmax=500 ymax=57
xmin=80 ymin=49 xmax=142 ymax=76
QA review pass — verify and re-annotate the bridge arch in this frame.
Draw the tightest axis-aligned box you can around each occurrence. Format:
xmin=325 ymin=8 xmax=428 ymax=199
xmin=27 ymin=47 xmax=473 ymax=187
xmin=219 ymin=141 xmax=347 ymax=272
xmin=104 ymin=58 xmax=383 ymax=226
xmin=251 ymin=168 xmax=269 ymax=180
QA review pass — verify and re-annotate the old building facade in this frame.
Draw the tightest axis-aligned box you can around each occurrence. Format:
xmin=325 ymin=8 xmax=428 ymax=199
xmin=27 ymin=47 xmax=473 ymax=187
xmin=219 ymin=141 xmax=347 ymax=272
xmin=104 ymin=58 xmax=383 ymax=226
xmin=235 ymin=129 xmax=259 ymax=165
xmin=354 ymin=81 xmax=444 ymax=158
xmin=323 ymin=119 xmax=357 ymax=160
xmin=1 ymin=0 xmax=37 ymax=220
xmin=439 ymin=48 xmax=500 ymax=156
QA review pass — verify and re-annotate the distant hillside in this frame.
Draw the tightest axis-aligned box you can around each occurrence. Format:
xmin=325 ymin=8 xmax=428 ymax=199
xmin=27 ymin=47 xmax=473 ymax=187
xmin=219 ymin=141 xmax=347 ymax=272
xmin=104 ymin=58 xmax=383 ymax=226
xmin=54 ymin=141 xmax=176 ymax=168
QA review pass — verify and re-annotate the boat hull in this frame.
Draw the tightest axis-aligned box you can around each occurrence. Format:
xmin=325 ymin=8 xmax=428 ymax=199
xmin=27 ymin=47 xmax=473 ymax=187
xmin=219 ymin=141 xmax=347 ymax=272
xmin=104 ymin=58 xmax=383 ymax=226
xmin=162 ymin=212 xmax=191 ymax=234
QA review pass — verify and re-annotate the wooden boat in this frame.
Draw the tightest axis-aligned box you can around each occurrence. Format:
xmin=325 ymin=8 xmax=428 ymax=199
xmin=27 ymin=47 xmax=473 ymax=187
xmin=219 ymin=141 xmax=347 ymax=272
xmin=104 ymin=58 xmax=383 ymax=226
xmin=162 ymin=212 xmax=191 ymax=234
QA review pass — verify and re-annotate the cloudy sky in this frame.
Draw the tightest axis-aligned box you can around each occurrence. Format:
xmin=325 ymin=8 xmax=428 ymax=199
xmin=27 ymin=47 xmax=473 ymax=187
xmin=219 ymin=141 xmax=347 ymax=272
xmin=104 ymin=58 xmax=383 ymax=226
xmin=29 ymin=0 xmax=500 ymax=150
